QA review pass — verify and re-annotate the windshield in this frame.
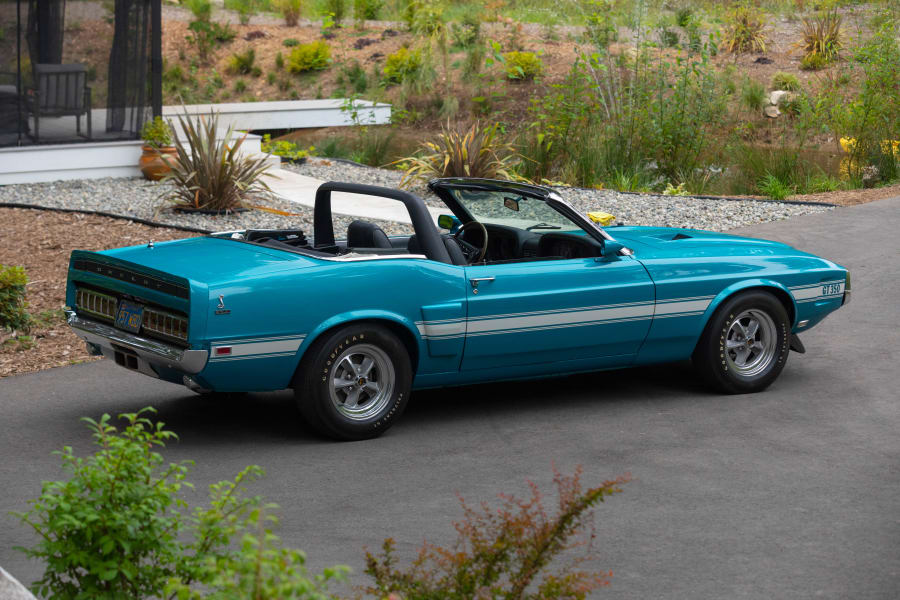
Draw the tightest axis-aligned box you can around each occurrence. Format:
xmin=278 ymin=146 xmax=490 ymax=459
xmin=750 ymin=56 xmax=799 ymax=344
xmin=448 ymin=189 xmax=583 ymax=232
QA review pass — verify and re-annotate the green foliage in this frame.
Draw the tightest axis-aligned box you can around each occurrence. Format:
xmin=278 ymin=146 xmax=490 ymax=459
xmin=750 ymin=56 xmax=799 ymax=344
xmin=675 ymin=6 xmax=694 ymax=28
xmin=186 ymin=20 xmax=236 ymax=61
xmin=404 ymin=0 xmax=444 ymax=35
xmin=584 ymin=0 xmax=618 ymax=48
xmin=274 ymin=0 xmax=303 ymax=26
xmin=234 ymin=78 xmax=247 ymax=93
xmin=354 ymin=0 xmax=383 ymax=20
xmin=286 ymin=41 xmax=331 ymax=73
xmin=140 ymin=116 xmax=173 ymax=146
xmin=383 ymin=46 xmax=423 ymax=84
xmin=0 ymin=265 xmax=31 ymax=333
xmin=162 ymin=111 xmax=273 ymax=212
xmin=14 ymin=408 xmax=345 ymax=600
xmin=720 ymin=3 xmax=769 ymax=54
xmin=740 ymin=77 xmax=767 ymax=111
xmin=757 ymin=173 xmax=794 ymax=200
xmin=275 ymin=51 xmax=285 ymax=69
xmin=225 ymin=0 xmax=260 ymax=24
xmin=504 ymin=51 xmax=543 ymax=80
xmin=184 ymin=0 xmax=212 ymax=21
xmin=771 ymin=71 xmax=800 ymax=91
xmin=450 ymin=9 xmax=481 ymax=48
xmin=227 ymin=48 xmax=256 ymax=75
xmin=262 ymin=134 xmax=316 ymax=161
xmin=325 ymin=0 xmax=346 ymax=24
xmin=364 ymin=466 xmax=628 ymax=599
xmin=398 ymin=121 xmax=520 ymax=185
xmin=658 ymin=27 xmax=680 ymax=48
xmin=282 ymin=37 xmax=300 ymax=47
xmin=336 ymin=59 xmax=368 ymax=94
xmin=796 ymin=9 xmax=842 ymax=66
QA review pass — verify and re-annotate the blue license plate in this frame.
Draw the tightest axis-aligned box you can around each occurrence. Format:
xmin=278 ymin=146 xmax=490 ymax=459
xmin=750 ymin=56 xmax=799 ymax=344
xmin=115 ymin=300 xmax=144 ymax=333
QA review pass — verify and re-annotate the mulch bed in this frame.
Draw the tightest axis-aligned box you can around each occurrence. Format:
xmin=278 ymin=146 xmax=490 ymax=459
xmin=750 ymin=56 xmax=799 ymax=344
xmin=0 ymin=208 xmax=193 ymax=378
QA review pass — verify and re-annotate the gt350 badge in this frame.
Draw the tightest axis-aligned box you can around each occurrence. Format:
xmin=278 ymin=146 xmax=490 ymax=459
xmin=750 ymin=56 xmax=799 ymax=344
xmin=215 ymin=295 xmax=231 ymax=315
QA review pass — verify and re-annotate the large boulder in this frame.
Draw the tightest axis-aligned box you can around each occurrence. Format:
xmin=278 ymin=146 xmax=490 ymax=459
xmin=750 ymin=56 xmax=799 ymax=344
xmin=0 ymin=566 xmax=37 ymax=600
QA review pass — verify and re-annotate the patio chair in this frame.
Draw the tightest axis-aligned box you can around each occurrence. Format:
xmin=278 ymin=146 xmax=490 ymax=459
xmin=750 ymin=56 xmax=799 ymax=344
xmin=0 ymin=71 xmax=26 ymax=136
xmin=27 ymin=63 xmax=92 ymax=141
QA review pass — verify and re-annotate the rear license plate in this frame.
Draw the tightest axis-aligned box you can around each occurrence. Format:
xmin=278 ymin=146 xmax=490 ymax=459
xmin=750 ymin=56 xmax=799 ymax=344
xmin=115 ymin=300 xmax=144 ymax=334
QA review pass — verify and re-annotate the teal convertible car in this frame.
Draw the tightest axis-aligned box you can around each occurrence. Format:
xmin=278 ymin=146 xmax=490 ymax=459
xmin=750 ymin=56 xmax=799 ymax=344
xmin=66 ymin=179 xmax=849 ymax=439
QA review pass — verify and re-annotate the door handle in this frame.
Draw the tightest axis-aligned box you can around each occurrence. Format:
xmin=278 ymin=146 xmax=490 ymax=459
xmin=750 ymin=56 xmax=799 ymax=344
xmin=469 ymin=277 xmax=495 ymax=294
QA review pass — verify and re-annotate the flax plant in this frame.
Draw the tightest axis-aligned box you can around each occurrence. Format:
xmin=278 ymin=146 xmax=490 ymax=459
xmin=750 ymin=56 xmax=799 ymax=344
xmin=161 ymin=111 xmax=273 ymax=214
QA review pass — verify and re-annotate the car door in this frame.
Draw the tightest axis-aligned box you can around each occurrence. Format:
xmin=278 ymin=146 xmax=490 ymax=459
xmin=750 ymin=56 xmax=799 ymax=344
xmin=461 ymin=255 xmax=655 ymax=371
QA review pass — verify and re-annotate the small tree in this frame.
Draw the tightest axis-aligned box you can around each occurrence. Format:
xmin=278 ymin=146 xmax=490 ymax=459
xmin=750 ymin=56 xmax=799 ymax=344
xmin=363 ymin=466 xmax=629 ymax=599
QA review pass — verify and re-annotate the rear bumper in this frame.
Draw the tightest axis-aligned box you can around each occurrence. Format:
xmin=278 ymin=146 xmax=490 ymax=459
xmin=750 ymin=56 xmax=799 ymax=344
xmin=66 ymin=310 xmax=208 ymax=375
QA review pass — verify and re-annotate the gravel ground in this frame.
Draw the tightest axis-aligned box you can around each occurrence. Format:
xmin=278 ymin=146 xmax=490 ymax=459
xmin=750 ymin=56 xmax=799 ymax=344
xmin=287 ymin=159 xmax=835 ymax=231
xmin=0 ymin=164 xmax=833 ymax=237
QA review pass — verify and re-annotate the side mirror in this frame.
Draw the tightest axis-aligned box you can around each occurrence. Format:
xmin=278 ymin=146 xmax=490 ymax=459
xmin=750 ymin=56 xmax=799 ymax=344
xmin=437 ymin=214 xmax=461 ymax=233
xmin=602 ymin=240 xmax=627 ymax=258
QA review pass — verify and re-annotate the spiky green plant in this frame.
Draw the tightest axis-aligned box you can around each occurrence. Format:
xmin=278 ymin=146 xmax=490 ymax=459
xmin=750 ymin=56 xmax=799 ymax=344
xmin=161 ymin=112 xmax=273 ymax=213
xmin=796 ymin=9 xmax=842 ymax=65
xmin=720 ymin=4 xmax=769 ymax=54
xmin=397 ymin=121 xmax=521 ymax=186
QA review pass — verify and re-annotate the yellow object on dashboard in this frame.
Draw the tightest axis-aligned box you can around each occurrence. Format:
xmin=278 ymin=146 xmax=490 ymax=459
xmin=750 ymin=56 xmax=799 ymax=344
xmin=587 ymin=211 xmax=616 ymax=226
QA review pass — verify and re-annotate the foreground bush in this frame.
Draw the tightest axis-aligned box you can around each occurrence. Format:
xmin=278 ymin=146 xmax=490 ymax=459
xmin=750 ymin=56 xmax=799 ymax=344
xmin=383 ymin=47 xmax=423 ymax=84
xmin=14 ymin=407 xmax=345 ymax=600
xmin=364 ymin=466 xmax=629 ymax=599
xmin=504 ymin=51 xmax=543 ymax=80
xmin=0 ymin=265 xmax=31 ymax=333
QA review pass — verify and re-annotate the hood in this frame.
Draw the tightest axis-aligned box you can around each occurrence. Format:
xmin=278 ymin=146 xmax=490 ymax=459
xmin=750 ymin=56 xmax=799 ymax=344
xmin=98 ymin=236 xmax=318 ymax=285
xmin=608 ymin=226 xmax=801 ymax=260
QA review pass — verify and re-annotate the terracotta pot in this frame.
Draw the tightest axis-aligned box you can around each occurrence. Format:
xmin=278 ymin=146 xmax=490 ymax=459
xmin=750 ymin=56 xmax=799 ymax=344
xmin=139 ymin=145 xmax=177 ymax=181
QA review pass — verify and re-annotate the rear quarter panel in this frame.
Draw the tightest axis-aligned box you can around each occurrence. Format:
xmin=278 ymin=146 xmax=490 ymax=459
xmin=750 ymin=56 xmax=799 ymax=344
xmin=195 ymin=257 xmax=466 ymax=392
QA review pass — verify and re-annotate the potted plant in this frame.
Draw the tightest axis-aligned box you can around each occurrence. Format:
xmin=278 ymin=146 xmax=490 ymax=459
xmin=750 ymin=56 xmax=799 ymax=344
xmin=139 ymin=117 xmax=176 ymax=181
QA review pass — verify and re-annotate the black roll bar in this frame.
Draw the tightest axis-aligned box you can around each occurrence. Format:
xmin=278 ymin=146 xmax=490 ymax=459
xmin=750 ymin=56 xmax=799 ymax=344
xmin=313 ymin=181 xmax=452 ymax=265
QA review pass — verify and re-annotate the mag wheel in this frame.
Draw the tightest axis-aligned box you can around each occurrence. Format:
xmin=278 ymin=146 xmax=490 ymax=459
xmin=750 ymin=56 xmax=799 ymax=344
xmin=693 ymin=291 xmax=791 ymax=394
xmin=294 ymin=323 xmax=411 ymax=441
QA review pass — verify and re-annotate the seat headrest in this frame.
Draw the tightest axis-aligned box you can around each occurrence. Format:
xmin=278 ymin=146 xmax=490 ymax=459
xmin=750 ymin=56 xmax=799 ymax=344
xmin=347 ymin=220 xmax=392 ymax=249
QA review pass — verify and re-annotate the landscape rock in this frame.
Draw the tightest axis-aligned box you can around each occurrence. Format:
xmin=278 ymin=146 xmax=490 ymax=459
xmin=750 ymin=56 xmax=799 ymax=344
xmin=0 ymin=566 xmax=37 ymax=600
xmin=764 ymin=105 xmax=781 ymax=118
xmin=769 ymin=90 xmax=790 ymax=105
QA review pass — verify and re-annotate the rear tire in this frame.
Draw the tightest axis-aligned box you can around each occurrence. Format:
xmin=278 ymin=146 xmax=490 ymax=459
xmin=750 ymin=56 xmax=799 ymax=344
xmin=692 ymin=291 xmax=791 ymax=394
xmin=293 ymin=323 xmax=412 ymax=440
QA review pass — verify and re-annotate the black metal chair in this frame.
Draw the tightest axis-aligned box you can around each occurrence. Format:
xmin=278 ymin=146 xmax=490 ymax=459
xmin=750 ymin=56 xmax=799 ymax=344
xmin=27 ymin=63 xmax=92 ymax=141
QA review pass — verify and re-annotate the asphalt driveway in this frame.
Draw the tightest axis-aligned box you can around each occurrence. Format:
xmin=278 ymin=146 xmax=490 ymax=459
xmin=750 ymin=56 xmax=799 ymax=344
xmin=1 ymin=196 xmax=898 ymax=599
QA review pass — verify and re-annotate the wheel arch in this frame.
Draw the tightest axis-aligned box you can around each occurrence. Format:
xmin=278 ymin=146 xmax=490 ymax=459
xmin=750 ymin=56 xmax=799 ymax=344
xmin=291 ymin=311 xmax=423 ymax=386
xmin=696 ymin=279 xmax=797 ymax=347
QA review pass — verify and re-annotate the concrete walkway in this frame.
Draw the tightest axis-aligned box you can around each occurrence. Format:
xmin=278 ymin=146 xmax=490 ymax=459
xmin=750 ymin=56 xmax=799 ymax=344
xmin=264 ymin=167 xmax=445 ymax=224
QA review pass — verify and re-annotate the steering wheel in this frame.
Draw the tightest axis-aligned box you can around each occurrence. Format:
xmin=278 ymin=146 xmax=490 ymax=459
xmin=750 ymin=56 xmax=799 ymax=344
xmin=453 ymin=220 xmax=489 ymax=263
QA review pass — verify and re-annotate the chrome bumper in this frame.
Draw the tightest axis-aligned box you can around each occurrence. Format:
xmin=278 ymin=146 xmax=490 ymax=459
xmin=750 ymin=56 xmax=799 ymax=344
xmin=66 ymin=310 xmax=208 ymax=375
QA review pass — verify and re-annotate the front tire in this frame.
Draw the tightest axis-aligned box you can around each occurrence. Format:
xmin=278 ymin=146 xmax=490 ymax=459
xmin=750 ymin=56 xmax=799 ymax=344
xmin=294 ymin=323 xmax=412 ymax=440
xmin=693 ymin=291 xmax=791 ymax=394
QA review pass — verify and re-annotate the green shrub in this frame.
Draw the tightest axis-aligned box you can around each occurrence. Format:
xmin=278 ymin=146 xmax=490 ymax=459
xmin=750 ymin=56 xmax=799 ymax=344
xmin=450 ymin=9 xmax=480 ymax=48
xmin=226 ymin=48 xmax=255 ymax=74
xmin=0 ymin=265 xmax=30 ymax=333
xmin=676 ymin=6 xmax=694 ymax=27
xmin=273 ymin=0 xmax=302 ymax=26
xmin=325 ymin=0 xmax=346 ymax=24
xmin=353 ymin=0 xmax=382 ymax=20
xmin=234 ymin=78 xmax=247 ymax=92
xmin=758 ymin=173 xmax=794 ymax=200
xmin=337 ymin=59 xmax=368 ymax=93
xmin=14 ymin=408 xmax=345 ymax=600
xmin=504 ymin=50 xmax=542 ymax=80
xmin=720 ymin=3 xmax=769 ymax=54
xmin=139 ymin=115 xmax=173 ymax=146
xmin=741 ymin=77 xmax=767 ymax=111
xmin=262 ymin=134 xmax=315 ymax=161
xmin=267 ymin=71 xmax=276 ymax=84
xmin=275 ymin=50 xmax=285 ymax=69
xmin=186 ymin=19 xmax=236 ymax=60
xmin=225 ymin=0 xmax=258 ymax=24
xmin=584 ymin=0 xmax=618 ymax=48
xmin=404 ymin=0 xmax=444 ymax=35
xmin=184 ymin=0 xmax=212 ymax=21
xmin=364 ymin=466 xmax=628 ymax=599
xmin=771 ymin=71 xmax=801 ymax=91
xmin=286 ymin=40 xmax=331 ymax=73
xmin=282 ymin=37 xmax=300 ymax=46
xmin=383 ymin=46 xmax=423 ymax=84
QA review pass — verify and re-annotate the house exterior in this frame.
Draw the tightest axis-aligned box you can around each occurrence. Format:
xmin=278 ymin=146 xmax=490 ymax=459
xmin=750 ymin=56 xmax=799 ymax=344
xmin=0 ymin=0 xmax=163 ymax=148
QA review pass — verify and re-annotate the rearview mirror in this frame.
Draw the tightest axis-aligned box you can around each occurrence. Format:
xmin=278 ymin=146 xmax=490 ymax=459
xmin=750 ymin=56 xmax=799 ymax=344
xmin=437 ymin=214 xmax=461 ymax=232
xmin=602 ymin=240 xmax=626 ymax=258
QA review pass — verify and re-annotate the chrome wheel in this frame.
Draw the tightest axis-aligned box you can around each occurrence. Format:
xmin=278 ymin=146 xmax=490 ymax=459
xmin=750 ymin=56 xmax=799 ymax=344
xmin=725 ymin=309 xmax=777 ymax=377
xmin=328 ymin=344 xmax=395 ymax=421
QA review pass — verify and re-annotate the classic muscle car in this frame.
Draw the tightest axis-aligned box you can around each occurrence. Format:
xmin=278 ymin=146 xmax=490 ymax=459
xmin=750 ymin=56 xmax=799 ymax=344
xmin=66 ymin=179 xmax=850 ymax=439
